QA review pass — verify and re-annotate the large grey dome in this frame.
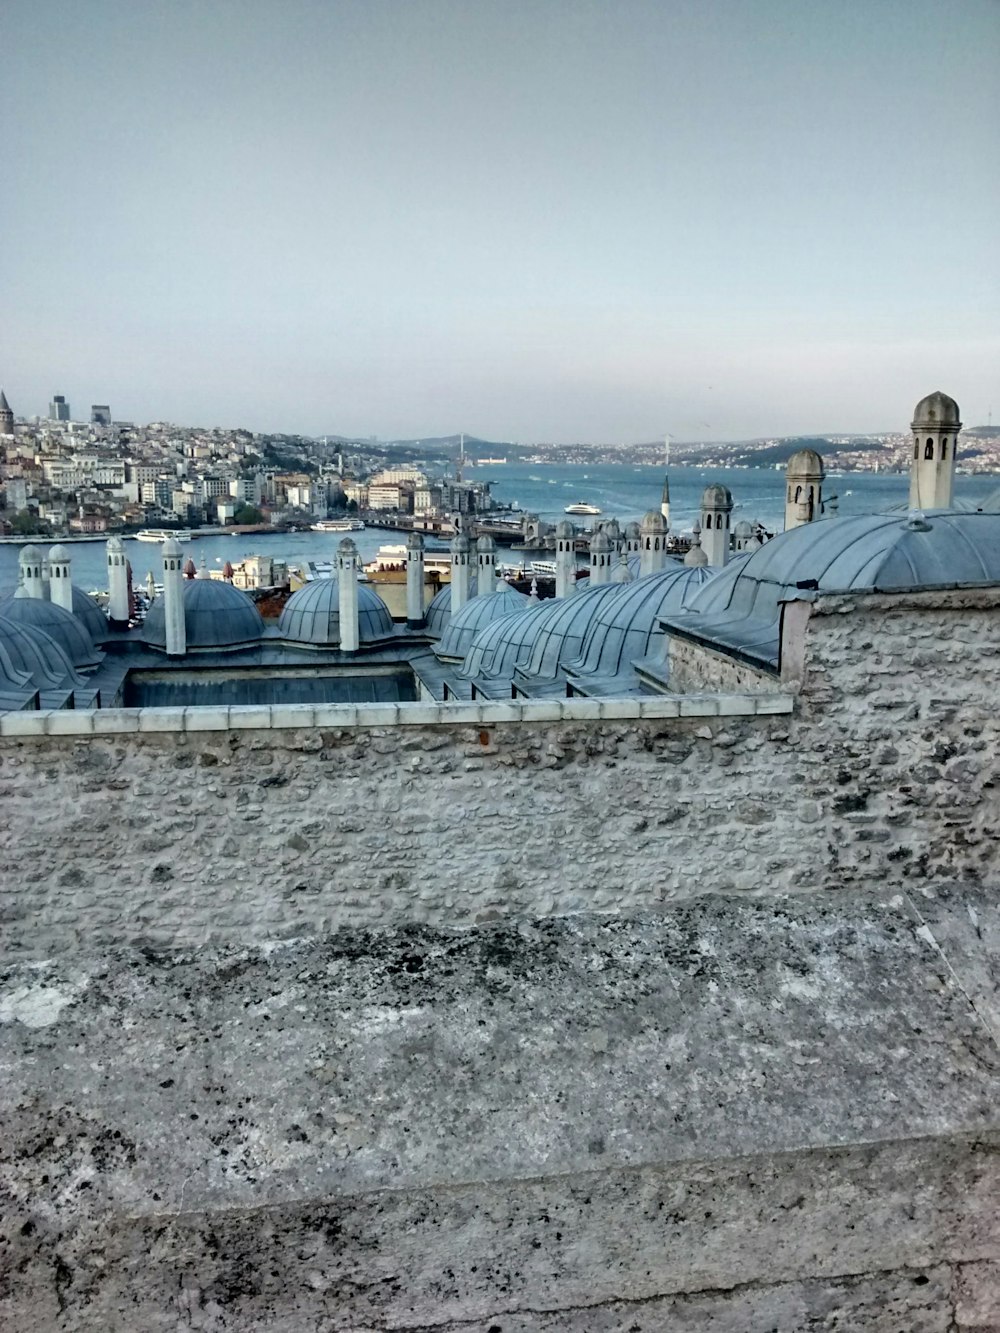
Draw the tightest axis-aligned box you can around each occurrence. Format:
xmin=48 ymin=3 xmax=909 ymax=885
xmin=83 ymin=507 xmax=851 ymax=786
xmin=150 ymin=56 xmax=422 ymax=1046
xmin=565 ymin=565 xmax=718 ymax=681
xmin=0 ymin=615 xmax=86 ymax=690
xmin=144 ymin=578 xmax=265 ymax=650
xmin=0 ymin=596 xmax=103 ymax=668
xmin=425 ymin=576 xmax=479 ymax=638
xmin=434 ymin=583 xmax=531 ymax=662
xmin=278 ymin=577 xmax=393 ymax=647
xmin=662 ymin=511 xmax=1000 ymax=670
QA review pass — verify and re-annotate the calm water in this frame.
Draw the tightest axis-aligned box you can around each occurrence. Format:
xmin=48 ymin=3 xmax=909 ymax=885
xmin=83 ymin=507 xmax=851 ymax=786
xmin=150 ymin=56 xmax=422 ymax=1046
xmin=2 ymin=462 xmax=998 ymax=593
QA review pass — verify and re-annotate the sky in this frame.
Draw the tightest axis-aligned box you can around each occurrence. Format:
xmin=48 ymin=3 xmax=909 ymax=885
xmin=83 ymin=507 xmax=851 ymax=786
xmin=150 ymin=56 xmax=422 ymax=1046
xmin=1 ymin=0 xmax=998 ymax=442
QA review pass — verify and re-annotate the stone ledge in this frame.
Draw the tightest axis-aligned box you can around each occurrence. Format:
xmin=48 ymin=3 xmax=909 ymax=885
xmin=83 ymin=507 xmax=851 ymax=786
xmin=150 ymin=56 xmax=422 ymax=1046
xmin=0 ymin=692 xmax=794 ymax=738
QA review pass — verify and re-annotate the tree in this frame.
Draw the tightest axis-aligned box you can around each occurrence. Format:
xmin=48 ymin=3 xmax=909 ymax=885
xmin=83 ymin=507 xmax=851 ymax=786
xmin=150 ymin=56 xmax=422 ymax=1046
xmin=233 ymin=504 xmax=264 ymax=525
xmin=9 ymin=511 xmax=48 ymax=536
xmin=345 ymin=498 xmax=359 ymax=514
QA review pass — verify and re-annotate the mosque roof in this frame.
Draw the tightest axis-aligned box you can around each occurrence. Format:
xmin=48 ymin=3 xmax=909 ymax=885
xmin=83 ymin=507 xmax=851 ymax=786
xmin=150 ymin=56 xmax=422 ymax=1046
xmin=0 ymin=615 xmax=86 ymax=690
xmin=0 ymin=597 xmax=104 ymax=668
xmin=144 ymin=578 xmax=265 ymax=650
xmin=662 ymin=510 xmax=1000 ymax=670
xmin=511 ymin=583 xmax=622 ymax=682
xmin=434 ymin=583 xmax=531 ymax=661
xmin=71 ymin=587 xmax=110 ymax=643
xmin=278 ymin=577 xmax=393 ymax=647
xmin=425 ymin=576 xmax=479 ymax=638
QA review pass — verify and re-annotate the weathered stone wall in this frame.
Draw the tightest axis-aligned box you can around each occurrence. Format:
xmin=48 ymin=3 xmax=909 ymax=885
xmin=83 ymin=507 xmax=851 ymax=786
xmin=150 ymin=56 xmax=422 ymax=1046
xmin=2 ymin=587 xmax=1000 ymax=956
xmin=667 ymin=633 xmax=781 ymax=693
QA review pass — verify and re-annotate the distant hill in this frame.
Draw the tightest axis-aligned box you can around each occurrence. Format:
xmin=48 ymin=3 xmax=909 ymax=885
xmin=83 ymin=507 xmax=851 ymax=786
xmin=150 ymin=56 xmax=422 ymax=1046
xmin=725 ymin=437 xmax=887 ymax=466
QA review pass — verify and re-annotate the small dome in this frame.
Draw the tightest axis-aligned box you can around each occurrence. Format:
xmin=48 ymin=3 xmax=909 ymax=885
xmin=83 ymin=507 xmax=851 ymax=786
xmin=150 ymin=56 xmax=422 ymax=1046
xmin=604 ymin=518 xmax=621 ymax=539
xmin=733 ymin=520 xmax=754 ymax=538
xmin=555 ymin=520 xmax=575 ymax=540
xmin=684 ymin=543 xmax=708 ymax=568
xmin=434 ymin=582 xmax=531 ymax=661
xmin=425 ymin=575 xmax=479 ymax=637
xmin=278 ymin=577 xmax=393 ymax=647
xmin=144 ymin=578 xmax=265 ymax=650
xmin=452 ymin=531 xmax=471 ymax=553
xmin=591 ymin=531 xmax=610 ymax=553
xmin=641 ymin=510 xmax=665 ymax=533
xmin=183 ymin=558 xmax=197 ymax=578
xmin=702 ymin=484 xmax=733 ymax=509
xmin=18 ymin=544 xmax=42 ymax=564
xmin=48 ymin=544 xmax=71 ymax=563
xmin=106 ymin=535 xmax=125 ymax=553
xmin=624 ymin=521 xmax=641 ymax=540
xmin=0 ymin=596 xmax=103 ymax=667
xmin=912 ymin=391 xmax=961 ymax=428
xmin=0 ymin=615 xmax=85 ymax=690
xmin=785 ymin=449 xmax=825 ymax=478
xmin=162 ymin=536 xmax=183 ymax=557
xmin=476 ymin=535 xmax=496 ymax=554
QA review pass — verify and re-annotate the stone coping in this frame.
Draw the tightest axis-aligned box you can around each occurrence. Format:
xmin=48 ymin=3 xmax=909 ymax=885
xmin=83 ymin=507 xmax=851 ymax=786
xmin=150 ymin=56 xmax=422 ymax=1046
xmin=0 ymin=691 xmax=793 ymax=736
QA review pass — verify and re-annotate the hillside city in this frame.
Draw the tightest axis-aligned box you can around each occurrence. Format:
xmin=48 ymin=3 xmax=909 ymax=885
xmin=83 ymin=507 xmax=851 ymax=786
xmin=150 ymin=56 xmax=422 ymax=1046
xmin=1 ymin=388 xmax=998 ymax=541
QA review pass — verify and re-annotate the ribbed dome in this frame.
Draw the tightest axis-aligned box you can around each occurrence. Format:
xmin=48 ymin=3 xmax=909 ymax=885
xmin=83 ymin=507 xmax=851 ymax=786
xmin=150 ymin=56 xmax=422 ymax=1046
xmin=434 ymin=583 xmax=531 ymax=661
xmin=71 ymin=587 xmax=109 ymax=643
xmin=663 ymin=511 xmax=1000 ymax=670
xmin=912 ymin=391 xmax=961 ymax=428
xmin=507 ymin=583 xmax=621 ymax=682
xmin=0 ymin=597 xmax=103 ymax=668
xmin=278 ymin=577 xmax=393 ymax=646
xmin=144 ymin=578 xmax=265 ymax=650
xmin=425 ymin=576 xmax=479 ymax=637
xmin=0 ymin=615 xmax=85 ymax=689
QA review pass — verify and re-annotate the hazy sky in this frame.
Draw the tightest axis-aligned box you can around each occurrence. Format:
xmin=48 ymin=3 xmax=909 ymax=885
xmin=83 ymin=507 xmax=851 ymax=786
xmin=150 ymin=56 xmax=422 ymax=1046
xmin=2 ymin=0 xmax=998 ymax=441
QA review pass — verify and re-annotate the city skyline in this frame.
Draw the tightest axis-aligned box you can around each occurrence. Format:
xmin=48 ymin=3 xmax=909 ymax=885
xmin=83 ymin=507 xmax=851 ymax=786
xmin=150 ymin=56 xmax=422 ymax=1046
xmin=2 ymin=0 xmax=998 ymax=440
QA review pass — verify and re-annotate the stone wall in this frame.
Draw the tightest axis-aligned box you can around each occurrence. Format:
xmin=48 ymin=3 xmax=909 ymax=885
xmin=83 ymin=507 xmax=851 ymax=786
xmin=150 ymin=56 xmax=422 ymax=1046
xmin=2 ymin=587 xmax=1000 ymax=957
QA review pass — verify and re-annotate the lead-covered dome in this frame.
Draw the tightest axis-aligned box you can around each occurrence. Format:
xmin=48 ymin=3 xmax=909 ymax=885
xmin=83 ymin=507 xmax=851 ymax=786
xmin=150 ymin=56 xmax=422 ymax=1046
xmin=71 ymin=587 xmax=109 ymax=643
xmin=278 ymin=577 xmax=393 ymax=646
xmin=143 ymin=578 xmax=265 ymax=650
xmin=425 ymin=576 xmax=479 ymax=637
xmin=912 ymin=390 xmax=961 ymax=428
xmin=0 ymin=596 xmax=103 ymax=667
xmin=701 ymin=484 xmax=733 ymax=509
xmin=434 ymin=583 xmax=531 ymax=661
xmin=0 ymin=615 xmax=86 ymax=690
xmin=662 ymin=511 xmax=1000 ymax=671
xmin=785 ymin=449 xmax=825 ymax=477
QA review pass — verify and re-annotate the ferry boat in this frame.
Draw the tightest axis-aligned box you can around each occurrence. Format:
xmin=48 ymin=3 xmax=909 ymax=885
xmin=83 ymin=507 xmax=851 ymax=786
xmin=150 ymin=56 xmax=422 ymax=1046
xmin=564 ymin=502 xmax=601 ymax=516
xmin=310 ymin=518 xmax=366 ymax=533
xmin=134 ymin=528 xmax=192 ymax=543
xmin=364 ymin=543 xmax=453 ymax=579
xmin=530 ymin=560 xmax=558 ymax=577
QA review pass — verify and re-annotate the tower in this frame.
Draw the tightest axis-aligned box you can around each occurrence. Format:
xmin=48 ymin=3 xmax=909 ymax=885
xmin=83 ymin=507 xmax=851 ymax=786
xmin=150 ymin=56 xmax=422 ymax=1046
xmin=700 ymin=485 xmax=733 ymax=568
xmin=784 ymin=450 xmax=824 ymax=531
xmin=17 ymin=545 xmax=46 ymax=600
xmin=48 ymin=545 xmax=73 ymax=613
xmin=106 ymin=536 xmax=130 ymax=626
xmin=161 ymin=537 xmax=186 ymax=656
xmin=909 ymin=391 xmax=961 ymax=510
xmin=49 ymin=394 xmax=71 ymax=422
xmin=450 ymin=531 xmax=471 ymax=616
xmin=337 ymin=538 xmax=360 ymax=652
xmin=476 ymin=535 xmax=497 ymax=597
xmin=624 ymin=521 xmax=641 ymax=556
xmin=639 ymin=511 xmax=667 ymax=578
xmin=406 ymin=530 xmax=425 ymax=628
xmin=555 ymin=520 xmax=577 ymax=599
xmin=0 ymin=390 xmax=13 ymax=436
xmin=589 ymin=530 xmax=612 ymax=586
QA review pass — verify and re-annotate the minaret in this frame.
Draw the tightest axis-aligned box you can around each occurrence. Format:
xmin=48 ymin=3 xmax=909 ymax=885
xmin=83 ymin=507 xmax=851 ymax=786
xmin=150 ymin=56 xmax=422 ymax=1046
xmin=337 ymin=537 xmax=360 ymax=652
xmin=624 ymin=521 xmax=641 ymax=555
xmin=450 ymin=531 xmax=471 ymax=616
xmin=684 ymin=521 xmax=708 ymax=568
xmin=476 ymin=535 xmax=497 ymax=596
xmin=18 ymin=545 xmax=46 ymax=599
xmin=700 ymin=485 xmax=733 ymax=568
xmin=162 ymin=536 xmax=187 ymax=656
xmin=639 ymin=511 xmax=667 ymax=577
xmin=909 ymin=391 xmax=961 ymax=510
xmin=784 ymin=450 xmax=825 ymax=531
xmin=555 ymin=520 xmax=577 ymax=599
xmin=660 ymin=475 xmax=671 ymax=528
xmin=589 ymin=530 xmax=612 ymax=586
xmin=406 ymin=530 xmax=425 ymax=628
xmin=106 ymin=536 xmax=130 ymax=625
xmin=0 ymin=390 xmax=13 ymax=436
xmin=48 ymin=544 xmax=73 ymax=613
xmin=146 ymin=569 xmax=157 ymax=602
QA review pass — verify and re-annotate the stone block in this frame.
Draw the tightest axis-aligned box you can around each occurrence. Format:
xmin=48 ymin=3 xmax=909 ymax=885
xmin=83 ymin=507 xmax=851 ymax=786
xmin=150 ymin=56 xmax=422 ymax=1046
xmin=678 ymin=695 xmax=720 ymax=716
xmin=479 ymin=701 xmax=524 ymax=724
xmin=91 ymin=709 xmax=143 ymax=734
xmin=227 ymin=706 xmax=272 ymax=729
xmin=269 ymin=705 xmax=316 ymax=729
xmin=137 ymin=707 xmax=185 ymax=732
xmin=754 ymin=693 xmax=795 ymax=714
xmin=353 ymin=703 xmax=400 ymax=727
xmin=46 ymin=711 xmax=94 ymax=735
xmin=519 ymin=699 xmax=565 ymax=722
xmin=436 ymin=701 xmax=482 ymax=724
xmin=0 ymin=711 xmax=48 ymax=737
xmin=598 ymin=698 xmax=644 ymax=719
xmin=312 ymin=703 xmax=359 ymax=728
xmin=638 ymin=696 xmax=681 ymax=718
xmin=716 ymin=693 xmax=759 ymax=716
xmin=182 ymin=707 xmax=230 ymax=732
xmin=553 ymin=697 xmax=599 ymax=721
xmin=393 ymin=703 xmax=444 ymax=727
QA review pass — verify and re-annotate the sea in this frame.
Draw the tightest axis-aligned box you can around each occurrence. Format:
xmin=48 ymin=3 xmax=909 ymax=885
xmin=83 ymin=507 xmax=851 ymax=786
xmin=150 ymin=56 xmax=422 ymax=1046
xmin=3 ymin=462 xmax=999 ymax=595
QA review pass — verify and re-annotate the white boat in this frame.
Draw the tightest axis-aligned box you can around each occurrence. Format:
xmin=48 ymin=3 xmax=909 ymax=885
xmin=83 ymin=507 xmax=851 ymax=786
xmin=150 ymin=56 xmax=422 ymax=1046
xmin=530 ymin=560 xmax=558 ymax=577
xmin=310 ymin=518 xmax=366 ymax=532
xmin=134 ymin=528 xmax=192 ymax=543
xmin=564 ymin=502 xmax=601 ymax=516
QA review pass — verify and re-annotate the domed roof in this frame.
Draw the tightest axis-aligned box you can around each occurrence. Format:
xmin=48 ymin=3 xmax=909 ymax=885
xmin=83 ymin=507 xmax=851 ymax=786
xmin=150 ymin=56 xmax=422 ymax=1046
xmin=701 ymin=484 xmax=733 ymax=509
xmin=425 ymin=576 xmax=479 ymax=637
xmin=71 ymin=587 xmax=109 ymax=643
xmin=0 ymin=615 xmax=86 ymax=690
xmin=591 ymin=530 xmax=610 ymax=553
xmin=144 ymin=578 xmax=265 ymax=650
xmin=0 ymin=596 xmax=103 ymax=667
xmin=277 ymin=577 xmax=393 ymax=647
xmin=48 ymin=544 xmax=71 ymax=562
xmin=912 ymin=390 xmax=961 ymax=428
xmin=506 ymin=583 xmax=621 ymax=682
xmin=434 ymin=583 xmax=531 ymax=661
xmin=641 ymin=510 xmax=665 ymax=532
xmin=555 ymin=519 xmax=575 ymax=539
xmin=785 ymin=449 xmax=825 ymax=476
xmin=18 ymin=544 xmax=43 ymax=564
xmin=733 ymin=519 xmax=754 ymax=538
xmin=624 ymin=521 xmax=641 ymax=540
xmin=565 ymin=565 xmax=717 ymax=681
xmin=662 ymin=511 xmax=1000 ymax=670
